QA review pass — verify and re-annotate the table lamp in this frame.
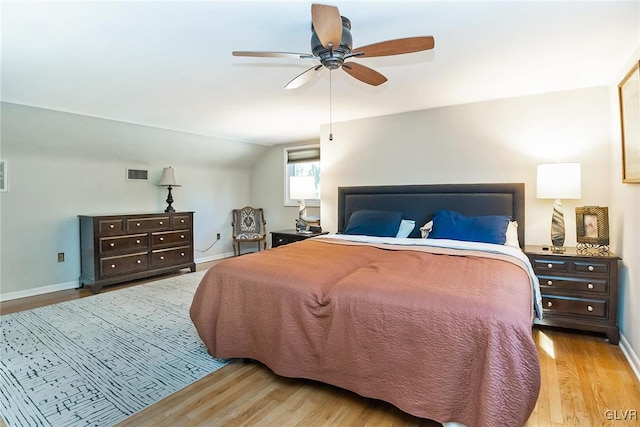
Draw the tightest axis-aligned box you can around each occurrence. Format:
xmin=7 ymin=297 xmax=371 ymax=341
xmin=537 ymin=163 xmax=581 ymax=253
xmin=289 ymin=176 xmax=317 ymax=232
xmin=157 ymin=166 xmax=181 ymax=212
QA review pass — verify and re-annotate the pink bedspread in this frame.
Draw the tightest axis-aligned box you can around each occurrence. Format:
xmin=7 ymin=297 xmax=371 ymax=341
xmin=190 ymin=238 xmax=540 ymax=426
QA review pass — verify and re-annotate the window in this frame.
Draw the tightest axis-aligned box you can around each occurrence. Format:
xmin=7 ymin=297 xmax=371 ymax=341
xmin=284 ymin=145 xmax=320 ymax=207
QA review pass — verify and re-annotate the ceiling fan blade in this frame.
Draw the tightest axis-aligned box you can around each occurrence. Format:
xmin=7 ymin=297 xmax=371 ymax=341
xmin=342 ymin=62 xmax=387 ymax=86
xmin=353 ymin=36 xmax=435 ymax=58
xmin=233 ymin=51 xmax=315 ymax=59
xmin=285 ymin=65 xmax=324 ymax=89
xmin=311 ymin=4 xmax=342 ymax=49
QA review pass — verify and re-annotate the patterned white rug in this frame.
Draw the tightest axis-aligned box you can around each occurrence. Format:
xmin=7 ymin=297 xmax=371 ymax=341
xmin=0 ymin=271 xmax=231 ymax=427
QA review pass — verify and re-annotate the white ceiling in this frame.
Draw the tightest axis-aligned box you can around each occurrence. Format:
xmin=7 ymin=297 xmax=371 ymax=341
xmin=2 ymin=1 xmax=639 ymax=146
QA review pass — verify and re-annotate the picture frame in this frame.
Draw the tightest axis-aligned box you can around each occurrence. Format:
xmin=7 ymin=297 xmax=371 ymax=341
xmin=575 ymin=206 xmax=609 ymax=246
xmin=618 ymin=60 xmax=640 ymax=183
xmin=0 ymin=160 xmax=6 ymax=192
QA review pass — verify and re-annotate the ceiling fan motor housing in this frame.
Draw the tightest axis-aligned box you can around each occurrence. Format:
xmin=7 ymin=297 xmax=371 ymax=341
xmin=311 ymin=16 xmax=352 ymax=69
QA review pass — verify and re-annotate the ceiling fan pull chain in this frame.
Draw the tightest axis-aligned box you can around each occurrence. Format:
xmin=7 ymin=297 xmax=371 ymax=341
xmin=329 ymin=69 xmax=333 ymax=141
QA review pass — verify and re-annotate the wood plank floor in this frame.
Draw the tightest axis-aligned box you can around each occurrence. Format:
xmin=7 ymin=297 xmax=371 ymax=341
xmin=2 ymin=261 xmax=639 ymax=427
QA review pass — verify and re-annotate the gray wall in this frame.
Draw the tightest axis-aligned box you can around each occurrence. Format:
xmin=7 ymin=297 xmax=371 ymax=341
xmin=0 ymin=102 xmax=267 ymax=298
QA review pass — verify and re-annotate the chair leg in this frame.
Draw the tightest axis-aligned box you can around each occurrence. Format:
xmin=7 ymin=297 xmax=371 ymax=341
xmin=233 ymin=242 xmax=237 ymax=257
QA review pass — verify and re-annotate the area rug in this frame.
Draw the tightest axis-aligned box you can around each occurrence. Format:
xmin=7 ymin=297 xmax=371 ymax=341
xmin=0 ymin=271 xmax=231 ymax=427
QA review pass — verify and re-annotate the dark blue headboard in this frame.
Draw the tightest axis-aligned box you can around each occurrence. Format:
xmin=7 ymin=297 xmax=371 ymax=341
xmin=337 ymin=183 xmax=525 ymax=247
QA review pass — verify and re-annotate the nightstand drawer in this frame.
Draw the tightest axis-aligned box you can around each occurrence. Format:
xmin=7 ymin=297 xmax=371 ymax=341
xmin=543 ymin=296 xmax=607 ymax=318
xmin=532 ymin=259 xmax=569 ymax=273
xmin=537 ymin=276 xmax=608 ymax=293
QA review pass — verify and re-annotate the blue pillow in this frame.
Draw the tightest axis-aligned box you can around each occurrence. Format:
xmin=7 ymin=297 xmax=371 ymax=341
xmin=343 ymin=210 xmax=403 ymax=237
xmin=428 ymin=210 xmax=510 ymax=245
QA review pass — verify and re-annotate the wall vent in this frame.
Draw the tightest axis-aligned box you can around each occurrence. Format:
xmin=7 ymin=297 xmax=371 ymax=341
xmin=126 ymin=168 xmax=149 ymax=181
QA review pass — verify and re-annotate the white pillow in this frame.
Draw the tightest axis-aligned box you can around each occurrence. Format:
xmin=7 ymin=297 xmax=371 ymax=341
xmin=505 ymin=221 xmax=520 ymax=248
xmin=420 ymin=220 xmax=433 ymax=238
xmin=396 ymin=219 xmax=416 ymax=238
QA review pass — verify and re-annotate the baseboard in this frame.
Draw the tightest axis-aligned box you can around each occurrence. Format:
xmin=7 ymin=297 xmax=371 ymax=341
xmin=0 ymin=280 xmax=79 ymax=302
xmin=620 ymin=332 xmax=640 ymax=383
xmin=195 ymin=252 xmax=234 ymax=264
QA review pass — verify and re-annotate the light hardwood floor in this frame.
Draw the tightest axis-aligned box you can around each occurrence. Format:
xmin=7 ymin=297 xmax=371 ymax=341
xmin=2 ymin=261 xmax=639 ymax=427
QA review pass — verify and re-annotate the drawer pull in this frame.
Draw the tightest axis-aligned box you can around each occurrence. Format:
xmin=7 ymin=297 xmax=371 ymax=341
xmin=587 ymin=305 xmax=594 ymax=312
xmin=160 ymin=256 xmax=165 ymax=260
xmin=547 ymin=301 xmax=553 ymax=307
xmin=180 ymin=219 xmax=185 ymax=223
xmin=587 ymin=283 xmax=594 ymax=289
xmin=180 ymin=234 xmax=185 ymax=239
xmin=136 ymin=259 xmax=142 ymax=264
xmin=160 ymin=237 xmax=164 ymax=241
xmin=110 ymin=243 xmax=115 ymax=247
xmin=136 ymin=222 xmax=141 ymax=227
xmin=180 ymin=252 xmax=185 ymax=256
xmin=111 ymin=264 xmax=116 ymax=268
xmin=588 ymin=265 xmax=594 ymax=271
xmin=110 ymin=224 xmax=115 ymax=229
xmin=136 ymin=239 xmax=141 ymax=244
xmin=547 ymin=280 xmax=553 ymax=286
xmin=159 ymin=221 xmax=164 ymax=225
xmin=547 ymin=263 xmax=553 ymax=269
xmin=278 ymin=238 xmax=284 ymax=243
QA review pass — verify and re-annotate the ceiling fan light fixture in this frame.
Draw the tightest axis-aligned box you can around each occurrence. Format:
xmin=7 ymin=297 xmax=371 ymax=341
xmin=311 ymin=16 xmax=352 ymax=70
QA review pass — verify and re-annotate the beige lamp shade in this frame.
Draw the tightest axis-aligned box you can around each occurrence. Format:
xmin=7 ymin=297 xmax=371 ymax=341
xmin=536 ymin=163 xmax=581 ymax=199
xmin=157 ymin=166 xmax=181 ymax=187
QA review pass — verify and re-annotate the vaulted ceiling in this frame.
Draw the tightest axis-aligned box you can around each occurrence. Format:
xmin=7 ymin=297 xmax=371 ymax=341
xmin=2 ymin=1 xmax=639 ymax=145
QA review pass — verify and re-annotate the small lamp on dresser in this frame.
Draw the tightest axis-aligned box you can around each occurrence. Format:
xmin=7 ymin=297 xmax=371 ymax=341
xmin=157 ymin=166 xmax=181 ymax=212
xmin=537 ymin=162 xmax=581 ymax=253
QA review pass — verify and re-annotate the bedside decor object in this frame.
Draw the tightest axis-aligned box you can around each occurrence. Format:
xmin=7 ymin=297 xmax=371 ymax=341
xmin=289 ymin=175 xmax=318 ymax=233
xmin=576 ymin=206 xmax=610 ymax=254
xmin=537 ymin=163 xmax=582 ymax=253
xmin=157 ymin=166 xmax=181 ymax=212
xmin=618 ymin=60 xmax=640 ymax=183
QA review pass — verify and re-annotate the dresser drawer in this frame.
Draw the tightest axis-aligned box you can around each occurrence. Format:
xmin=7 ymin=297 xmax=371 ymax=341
xmin=100 ymin=234 xmax=149 ymax=255
xmin=127 ymin=216 xmax=171 ymax=232
xmin=151 ymin=230 xmax=191 ymax=247
xmin=98 ymin=219 xmax=125 ymax=235
xmin=100 ymin=252 xmax=149 ymax=277
xmin=574 ymin=261 xmax=609 ymax=275
xmin=537 ymin=276 xmax=608 ymax=293
xmin=151 ymin=246 xmax=192 ymax=267
xmin=173 ymin=214 xmax=192 ymax=228
xmin=542 ymin=296 xmax=607 ymax=318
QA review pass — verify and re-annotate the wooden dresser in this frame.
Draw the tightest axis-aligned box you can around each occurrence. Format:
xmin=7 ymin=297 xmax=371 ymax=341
xmin=525 ymin=245 xmax=620 ymax=344
xmin=79 ymin=212 xmax=196 ymax=294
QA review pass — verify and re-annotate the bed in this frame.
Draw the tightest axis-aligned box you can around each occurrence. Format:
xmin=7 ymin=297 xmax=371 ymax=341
xmin=190 ymin=183 xmax=541 ymax=427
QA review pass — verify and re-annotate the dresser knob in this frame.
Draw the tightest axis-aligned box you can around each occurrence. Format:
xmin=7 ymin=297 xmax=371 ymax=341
xmin=136 ymin=222 xmax=141 ymax=227
xmin=111 ymin=264 xmax=116 ymax=268
xmin=160 ymin=256 xmax=165 ymax=260
xmin=588 ymin=265 xmax=594 ymax=271
xmin=180 ymin=252 xmax=185 ymax=256
xmin=136 ymin=239 xmax=141 ymax=244
xmin=181 ymin=219 xmax=185 ymax=223
xmin=110 ymin=243 xmax=115 ymax=247
xmin=547 ymin=301 xmax=553 ymax=307
xmin=160 ymin=237 xmax=164 ymax=241
xmin=110 ymin=224 xmax=115 ymax=229
xmin=159 ymin=221 xmax=164 ymax=225
xmin=547 ymin=280 xmax=553 ymax=286
xmin=587 ymin=305 xmax=594 ymax=312
xmin=181 ymin=234 xmax=185 ymax=239
xmin=137 ymin=259 xmax=142 ymax=264
xmin=547 ymin=263 xmax=553 ymax=269
xmin=587 ymin=283 xmax=594 ymax=289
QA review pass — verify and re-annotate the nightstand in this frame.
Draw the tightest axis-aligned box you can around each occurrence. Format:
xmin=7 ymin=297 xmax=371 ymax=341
xmin=271 ymin=229 xmax=329 ymax=248
xmin=525 ymin=245 xmax=620 ymax=344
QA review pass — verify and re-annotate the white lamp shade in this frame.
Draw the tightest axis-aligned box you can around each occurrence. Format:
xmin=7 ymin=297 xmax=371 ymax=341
xmin=289 ymin=176 xmax=316 ymax=200
xmin=537 ymin=163 xmax=581 ymax=199
xmin=157 ymin=166 xmax=181 ymax=187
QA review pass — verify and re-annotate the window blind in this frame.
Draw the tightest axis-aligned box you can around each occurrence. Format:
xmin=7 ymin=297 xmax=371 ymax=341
xmin=287 ymin=147 xmax=320 ymax=164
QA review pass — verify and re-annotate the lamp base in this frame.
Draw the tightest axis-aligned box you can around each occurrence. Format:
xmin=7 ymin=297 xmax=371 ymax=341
xmin=164 ymin=185 xmax=175 ymax=213
xmin=550 ymin=198 xmax=566 ymax=251
xmin=551 ymin=246 xmax=566 ymax=254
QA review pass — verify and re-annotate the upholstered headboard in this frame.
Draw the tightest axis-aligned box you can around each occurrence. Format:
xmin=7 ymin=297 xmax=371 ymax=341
xmin=337 ymin=183 xmax=525 ymax=247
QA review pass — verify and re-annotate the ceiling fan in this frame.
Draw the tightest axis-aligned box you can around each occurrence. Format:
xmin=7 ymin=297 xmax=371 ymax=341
xmin=232 ymin=3 xmax=435 ymax=89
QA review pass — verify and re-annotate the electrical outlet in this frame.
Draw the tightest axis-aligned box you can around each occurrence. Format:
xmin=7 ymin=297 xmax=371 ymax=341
xmin=216 ymin=232 xmax=221 ymax=240
xmin=57 ymin=252 xmax=65 ymax=262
